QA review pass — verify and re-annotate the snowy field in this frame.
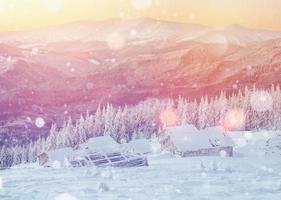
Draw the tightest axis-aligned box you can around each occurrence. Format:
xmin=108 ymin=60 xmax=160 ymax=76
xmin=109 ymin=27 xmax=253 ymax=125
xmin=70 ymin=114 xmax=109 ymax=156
xmin=1 ymin=132 xmax=281 ymax=200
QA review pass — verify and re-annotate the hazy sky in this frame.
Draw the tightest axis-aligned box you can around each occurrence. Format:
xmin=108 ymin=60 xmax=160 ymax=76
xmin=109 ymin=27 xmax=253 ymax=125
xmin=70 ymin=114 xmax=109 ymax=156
xmin=0 ymin=0 xmax=281 ymax=32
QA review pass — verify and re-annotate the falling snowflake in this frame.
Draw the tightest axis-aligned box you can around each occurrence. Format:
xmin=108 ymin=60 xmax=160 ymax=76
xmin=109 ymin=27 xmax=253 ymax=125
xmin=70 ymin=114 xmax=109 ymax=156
xmin=183 ymin=136 xmax=189 ymax=141
xmin=201 ymin=172 xmax=207 ymax=178
xmin=219 ymin=150 xmax=227 ymax=157
xmin=232 ymin=83 xmax=238 ymax=89
xmin=35 ymin=117 xmax=45 ymax=128
xmin=66 ymin=62 xmax=71 ymax=67
xmin=175 ymin=189 xmax=182 ymax=193
xmin=55 ymin=193 xmax=77 ymax=200
xmin=267 ymin=168 xmax=274 ymax=173
xmin=26 ymin=117 xmax=32 ymax=123
xmin=250 ymin=90 xmax=273 ymax=112
xmin=130 ymin=29 xmax=137 ymax=37
xmin=130 ymin=0 xmax=152 ymax=10
xmin=192 ymin=83 xmax=198 ymax=89
xmin=246 ymin=65 xmax=255 ymax=76
xmin=31 ymin=47 xmax=39 ymax=55
xmin=247 ymin=65 xmax=252 ymax=70
xmin=89 ymin=58 xmax=100 ymax=65
xmin=6 ymin=56 xmax=12 ymax=63
xmin=1 ymin=55 xmax=14 ymax=67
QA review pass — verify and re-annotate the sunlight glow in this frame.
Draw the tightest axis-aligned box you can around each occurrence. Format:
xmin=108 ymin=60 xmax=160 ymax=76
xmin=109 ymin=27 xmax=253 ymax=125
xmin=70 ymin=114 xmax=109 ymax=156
xmin=0 ymin=0 xmax=281 ymax=32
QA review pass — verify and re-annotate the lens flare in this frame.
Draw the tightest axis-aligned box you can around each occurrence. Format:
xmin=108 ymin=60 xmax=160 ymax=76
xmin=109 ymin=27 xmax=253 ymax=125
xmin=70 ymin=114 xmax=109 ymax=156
xmin=35 ymin=117 xmax=45 ymax=128
xmin=160 ymin=109 xmax=178 ymax=127
xmin=223 ymin=109 xmax=245 ymax=131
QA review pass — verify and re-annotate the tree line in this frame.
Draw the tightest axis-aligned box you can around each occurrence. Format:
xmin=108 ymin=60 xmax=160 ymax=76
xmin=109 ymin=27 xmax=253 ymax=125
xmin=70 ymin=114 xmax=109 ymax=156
xmin=1 ymin=85 xmax=281 ymax=168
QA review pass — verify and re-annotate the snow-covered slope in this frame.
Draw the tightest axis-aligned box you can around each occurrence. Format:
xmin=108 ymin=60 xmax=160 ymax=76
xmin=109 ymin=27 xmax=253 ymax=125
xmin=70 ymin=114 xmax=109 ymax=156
xmin=1 ymin=19 xmax=281 ymax=45
xmin=0 ymin=19 xmax=281 ymax=142
xmin=2 ymin=130 xmax=281 ymax=200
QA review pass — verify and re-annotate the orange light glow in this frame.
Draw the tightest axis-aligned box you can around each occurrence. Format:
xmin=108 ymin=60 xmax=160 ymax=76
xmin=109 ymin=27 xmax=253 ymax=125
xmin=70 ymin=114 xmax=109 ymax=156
xmin=1 ymin=0 xmax=281 ymax=32
xmin=160 ymin=108 xmax=178 ymax=127
xmin=223 ymin=109 xmax=245 ymax=131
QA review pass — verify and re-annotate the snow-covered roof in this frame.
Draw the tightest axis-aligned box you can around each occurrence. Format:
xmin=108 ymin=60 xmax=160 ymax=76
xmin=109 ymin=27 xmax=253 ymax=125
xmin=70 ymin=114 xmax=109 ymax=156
xmin=80 ymin=136 xmax=120 ymax=153
xmin=47 ymin=136 xmax=152 ymax=165
xmin=121 ymin=139 xmax=151 ymax=154
xmin=203 ymin=126 xmax=234 ymax=147
xmin=165 ymin=125 xmax=234 ymax=151
xmin=48 ymin=147 xmax=78 ymax=162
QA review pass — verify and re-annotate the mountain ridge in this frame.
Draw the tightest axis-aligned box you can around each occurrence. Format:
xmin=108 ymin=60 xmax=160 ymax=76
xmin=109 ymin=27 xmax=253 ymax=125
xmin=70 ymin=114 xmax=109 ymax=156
xmin=0 ymin=18 xmax=280 ymax=143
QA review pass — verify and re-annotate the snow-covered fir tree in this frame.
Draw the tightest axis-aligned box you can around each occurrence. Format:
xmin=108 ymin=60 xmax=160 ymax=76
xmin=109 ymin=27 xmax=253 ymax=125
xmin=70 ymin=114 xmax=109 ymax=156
xmin=1 ymin=85 xmax=281 ymax=168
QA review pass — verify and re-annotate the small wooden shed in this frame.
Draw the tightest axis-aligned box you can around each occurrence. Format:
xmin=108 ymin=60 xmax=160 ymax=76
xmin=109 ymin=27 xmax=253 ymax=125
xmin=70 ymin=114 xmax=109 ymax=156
xmin=38 ymin=152 xmax=49 ymax=166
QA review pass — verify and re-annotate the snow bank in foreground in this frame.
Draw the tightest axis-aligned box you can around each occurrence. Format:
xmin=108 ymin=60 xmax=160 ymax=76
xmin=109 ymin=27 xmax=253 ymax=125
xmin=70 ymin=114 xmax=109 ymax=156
xmin=3 ymin=143 xmax=281 ymax=200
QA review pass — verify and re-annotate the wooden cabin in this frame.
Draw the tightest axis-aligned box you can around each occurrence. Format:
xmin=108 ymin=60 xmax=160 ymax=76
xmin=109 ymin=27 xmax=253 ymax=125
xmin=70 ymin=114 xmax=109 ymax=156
xmin=158 ymin=125 xmax=234 ymax=157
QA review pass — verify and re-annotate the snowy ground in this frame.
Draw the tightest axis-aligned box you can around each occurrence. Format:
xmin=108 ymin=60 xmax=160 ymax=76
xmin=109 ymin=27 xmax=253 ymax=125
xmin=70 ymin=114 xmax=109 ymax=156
xmin=1 ymin=133 xmax=281 ymax=200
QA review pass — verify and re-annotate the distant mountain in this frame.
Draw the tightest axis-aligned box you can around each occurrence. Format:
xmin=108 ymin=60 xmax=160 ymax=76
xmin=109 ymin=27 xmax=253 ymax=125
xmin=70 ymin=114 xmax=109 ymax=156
xmin=0 ymin=18 xmax=281 ymax=143
xmin=1 ymin=19 xmax=280 ymax=45
xmin=195 ymin=24 xmax=281 ymax=45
